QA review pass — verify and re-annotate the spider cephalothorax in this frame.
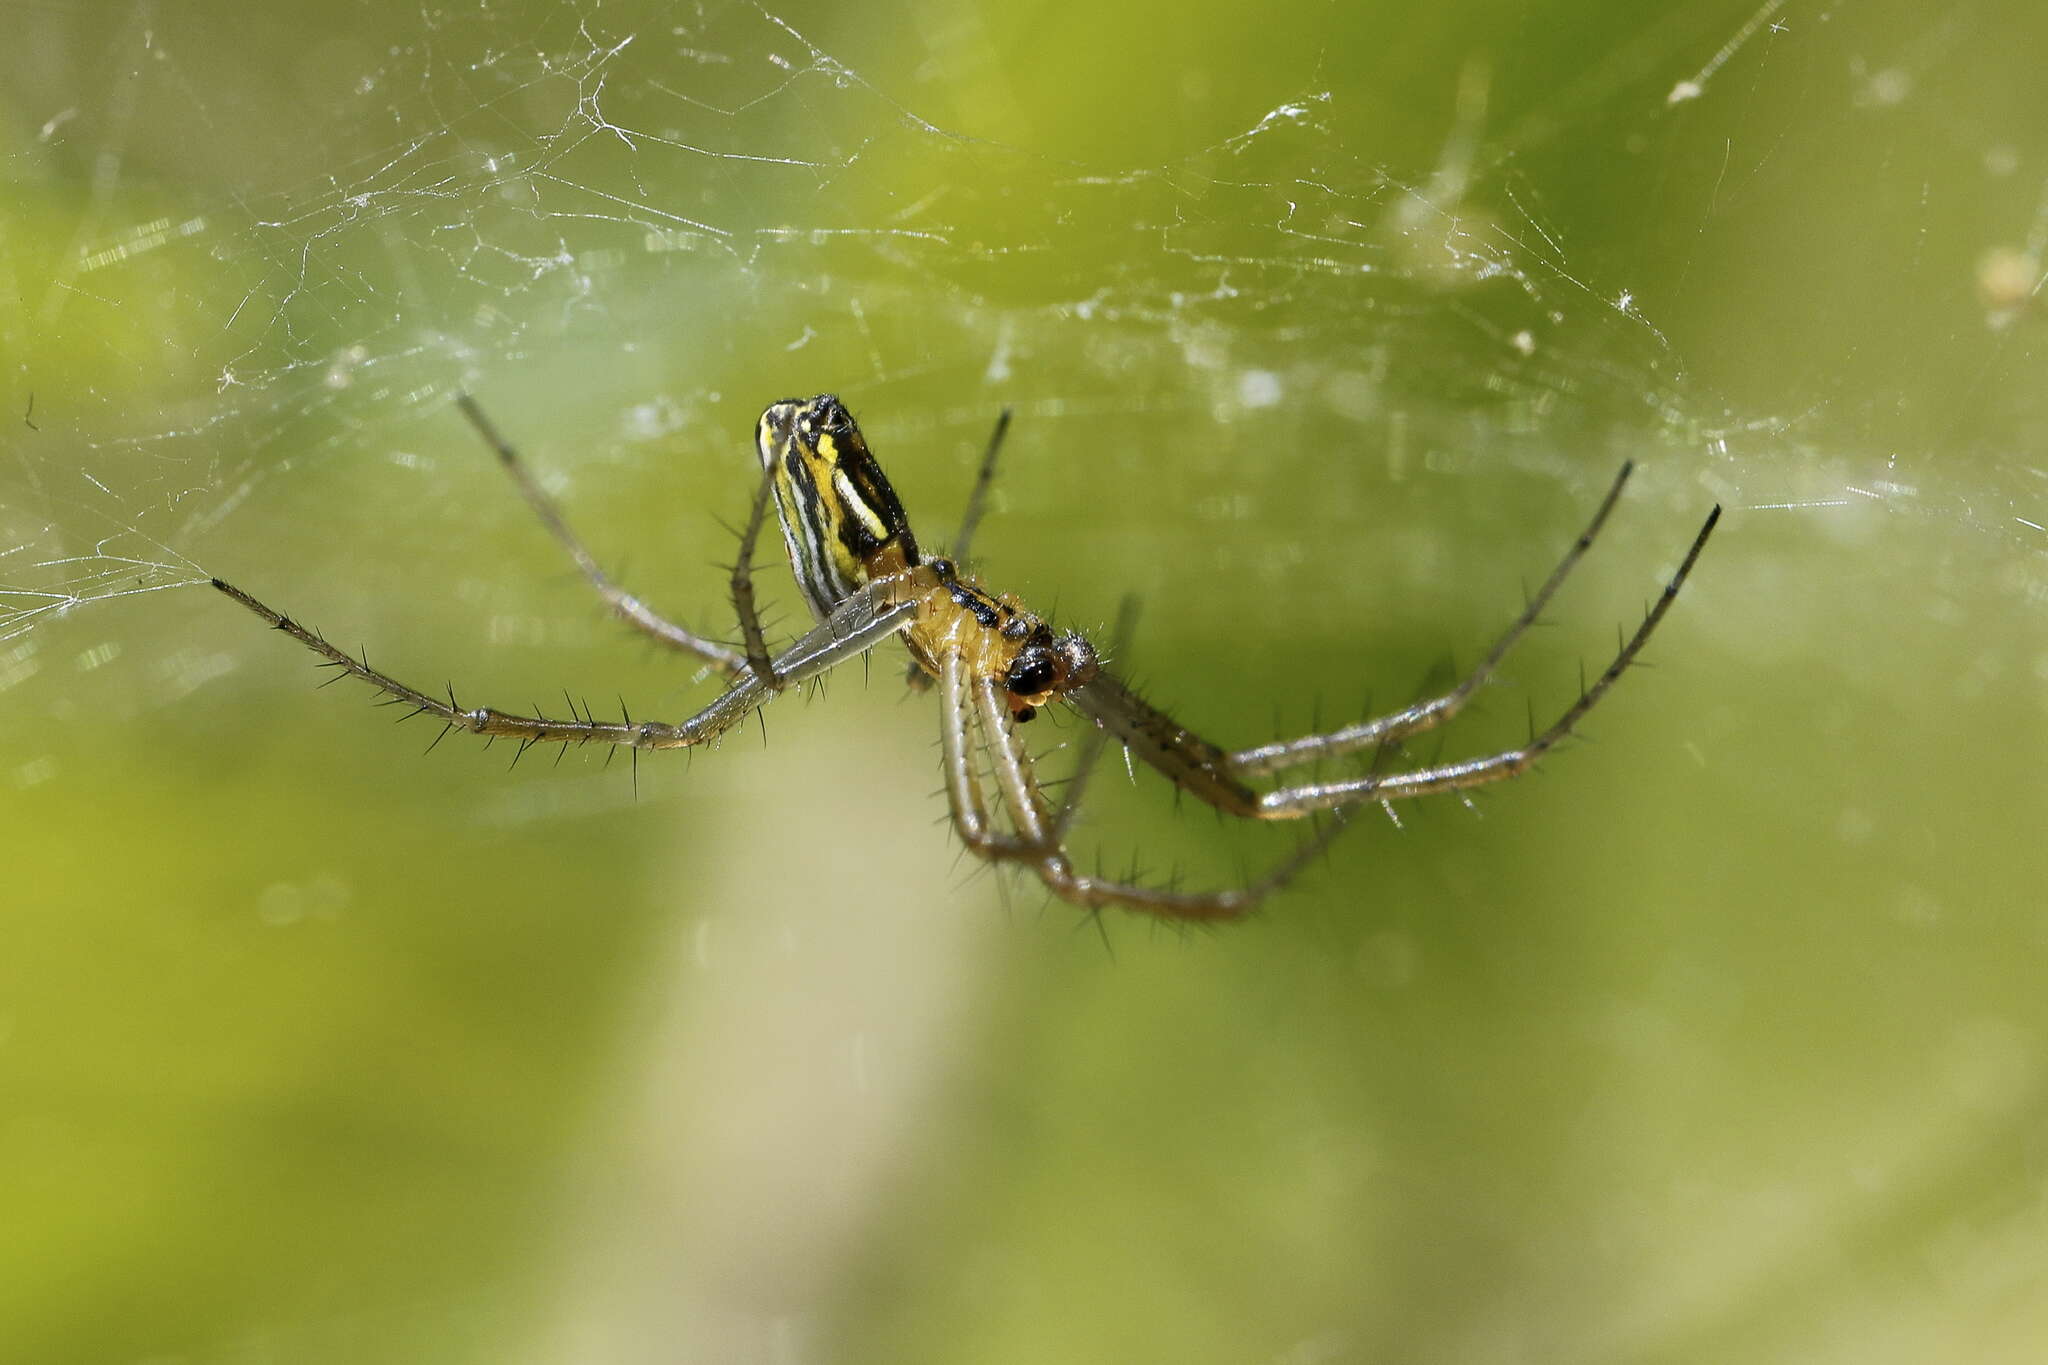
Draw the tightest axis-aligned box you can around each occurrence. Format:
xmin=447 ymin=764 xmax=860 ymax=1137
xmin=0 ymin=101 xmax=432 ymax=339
xmin=1001 ymin=630 xmax=1100 ymax=719
xmin=210 ymin=393 xmax=1717 ymax=919
xmin=898 ymin=557 xmax=1101 ymax=720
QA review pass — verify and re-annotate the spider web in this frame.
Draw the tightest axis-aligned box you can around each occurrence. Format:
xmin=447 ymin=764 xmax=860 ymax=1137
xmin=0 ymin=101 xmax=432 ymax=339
xmin=4 ymin=0 xmax=2046 ymax=1361
xmin=4 ymin=1 xmax=2039 ymax=665
xmin=6 ymin=0 xmax=2041 ymax=657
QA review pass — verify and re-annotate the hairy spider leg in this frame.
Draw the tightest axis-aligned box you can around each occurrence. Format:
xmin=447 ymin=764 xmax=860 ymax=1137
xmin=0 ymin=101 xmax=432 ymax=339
xmin=903 ymin=406 xmax=1013 ymax=696
xmin=1230 ymin=459 xmax=1641 ymax=776
xmin=210 ymin=571 xmax=919 ymax=753
xmin=949 ymin=406 xmax=1013 ymax=568
xmin=1251 ymin=504 xmax=1719 ymax=816
xmin=454 ymin=394 xmax=749 ymax=678
xmin=937 ymin=647 xmax=1346 ymax=919
xmin=1047 ymin=592 xmax=1141 ymax=846
xmin=468 ymin=391 xmax=853 ymax=697
xmin=1062 ymin=499 xmax=1721 ymax=820
xmin=727 ymin=461 xmax=783 ymax=687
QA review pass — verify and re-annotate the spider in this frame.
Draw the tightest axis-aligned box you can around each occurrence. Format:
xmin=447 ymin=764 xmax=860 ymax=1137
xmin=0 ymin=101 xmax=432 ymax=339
xmin=210 ymin=393 xmax=1719 ymax=920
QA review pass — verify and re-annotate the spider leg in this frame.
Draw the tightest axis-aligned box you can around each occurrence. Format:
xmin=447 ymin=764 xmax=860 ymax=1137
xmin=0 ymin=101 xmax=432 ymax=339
xmin=937 ymin=648 xmax=1030 ymax=856
xmin=1254 ymin=504 xmax=1721 ymax=817
xmin=728 ymin=458 xmax=782 ymax=687
xmin=1068 ymin=493 xmax=1715 ymax=824
xmin=1050 ymin=593 xmax=1141 ymax=843
xmin=1065 ymin=670 xmax=1263 ymax=817
xmin=902 ymin=407 xmax=1015 ymax=696
xmin=949 ymin=406 xmax=1012 ymax=567
xmin=1231 ymin=460 xmax=1640 ymax=777
xmin=972 ymin=673 xmax=1059 ymax=844
xmin=939 ymin=652 xmax=1346 ymax=920
xmin=455 ymin=394 xmax=749 ymax=679
xmin=211 ymin=574 xmax=915 ymax=753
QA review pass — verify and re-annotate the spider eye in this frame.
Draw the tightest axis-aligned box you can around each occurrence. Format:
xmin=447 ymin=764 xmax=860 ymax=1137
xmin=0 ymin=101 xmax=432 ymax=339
xmin=1006 ymin=647 xmax=1058 ymax=698
xmin=1055 ymin=634 xmax=1099 ymax=689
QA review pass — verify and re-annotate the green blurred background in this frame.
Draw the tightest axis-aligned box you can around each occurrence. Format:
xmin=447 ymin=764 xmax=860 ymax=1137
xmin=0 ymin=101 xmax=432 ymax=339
xmin=3 ymin=0 xmax=2045 ymax=1361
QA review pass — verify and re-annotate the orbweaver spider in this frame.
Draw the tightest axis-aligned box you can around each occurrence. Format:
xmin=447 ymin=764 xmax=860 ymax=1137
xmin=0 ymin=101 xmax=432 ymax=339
xmin=211 ymin=394 xmax=1719 ymax=920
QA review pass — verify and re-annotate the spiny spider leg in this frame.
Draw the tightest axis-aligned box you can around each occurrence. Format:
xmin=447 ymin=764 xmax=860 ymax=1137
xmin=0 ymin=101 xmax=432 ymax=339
xmin=1065 ymin=671 xmax=1264 ymax=817
xmin=455 ymin=394 xmax=749 ymax=679
xmin=728 ymin=458 xmax=784 ymax=687
xmin=1049 ymin=593 xmax=1141 ymax=845
xmin=974 ymin=672 xmax=1059 ymax=845
xmin=209 ymin=574 xmax=916 ymax=752
xmin=1253 ymin=503 xmax=1719 ymax=816
xmin=1231 ymin=460 xmax=1639 ymax=777
xmin=903 ymin=407 xmax=1015 ymax=695
xmin=949 ymin=406 xmax=1013 ymax=567
xmin=937 ymin=649 xmax=1026 ymax=857
xmin=941 ymin=650 xmax=1348 ymax=921
xmin=1065 ymin=497 xmax=1719 ymax=822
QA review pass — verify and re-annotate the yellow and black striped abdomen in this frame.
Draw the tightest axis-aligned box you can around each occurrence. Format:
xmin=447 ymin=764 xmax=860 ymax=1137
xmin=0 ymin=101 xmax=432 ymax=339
xmin=756 ymin=395 xmax=921 ymax=622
